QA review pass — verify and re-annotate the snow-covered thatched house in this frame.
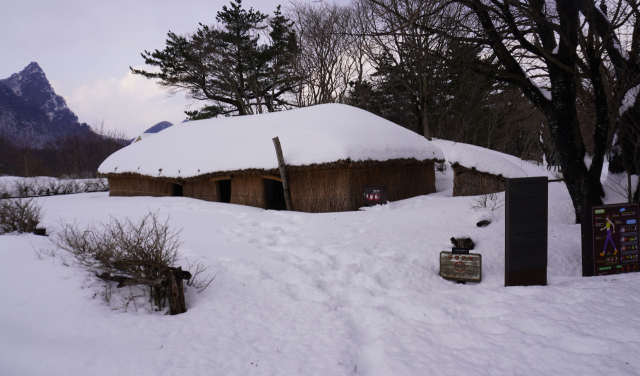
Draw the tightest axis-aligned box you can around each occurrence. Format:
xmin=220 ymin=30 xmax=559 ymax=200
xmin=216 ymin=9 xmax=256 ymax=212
xmin=98 ymin=104 xmax=444 ymax=213
xmin=448 ymin=146 xmax=527 ymax=196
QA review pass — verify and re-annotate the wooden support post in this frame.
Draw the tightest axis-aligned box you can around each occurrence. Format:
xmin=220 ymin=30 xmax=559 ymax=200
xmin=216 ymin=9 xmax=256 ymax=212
xmin=272 ymin=137 xmax=294 ymax=211
xmin=167 ymin=266 xmax=187 ymax=315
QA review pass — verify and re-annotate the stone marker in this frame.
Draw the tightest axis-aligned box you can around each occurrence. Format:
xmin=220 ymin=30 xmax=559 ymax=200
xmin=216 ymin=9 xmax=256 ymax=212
xmin=505 ymin=177 xmax=548 ymax=286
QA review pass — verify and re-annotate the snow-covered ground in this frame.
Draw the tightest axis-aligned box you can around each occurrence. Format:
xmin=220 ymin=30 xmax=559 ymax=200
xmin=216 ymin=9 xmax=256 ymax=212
xmin=2 ymin=143 xmax=640 ymax=376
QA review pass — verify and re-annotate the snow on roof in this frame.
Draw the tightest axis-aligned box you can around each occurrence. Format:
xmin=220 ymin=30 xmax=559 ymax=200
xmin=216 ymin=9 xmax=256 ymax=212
xmin=431 ymin=139 xmax=527 ymax=178
xmin=99 ymin=104 xmax=444 ymax=178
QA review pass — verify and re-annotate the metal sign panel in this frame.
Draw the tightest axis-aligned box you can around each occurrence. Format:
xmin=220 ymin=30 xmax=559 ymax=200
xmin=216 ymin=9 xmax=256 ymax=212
xmin=440 ymin=251 xmax=482 ymax=282
xmin=581 ymin=203 xmax=640 ymax=276
xmin=362 ymin=185 xmax=388 ymax=206
xmin=505 ymin=177 xmax=548 ymax=286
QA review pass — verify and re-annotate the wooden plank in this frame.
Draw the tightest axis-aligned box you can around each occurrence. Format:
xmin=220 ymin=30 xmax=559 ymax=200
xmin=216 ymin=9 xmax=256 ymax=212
xmin=261 ymin=174 xmax=282 ymax=182
xmin=210 ymin=176 xmax=231 ymax=182
xmin=272 ymin=137 xmax=294 ymax=211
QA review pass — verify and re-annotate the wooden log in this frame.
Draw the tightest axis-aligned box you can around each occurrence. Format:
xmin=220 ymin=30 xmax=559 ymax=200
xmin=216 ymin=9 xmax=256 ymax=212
xmin=166 ymin=267 xmax=187 ymax=315
xmin=272 ymin=137 xmax=294 ymax=211
xmin=96 ymin=272 xmax=164 ymax=288
xmin=96 ymin=271 xmax=191 ymax=289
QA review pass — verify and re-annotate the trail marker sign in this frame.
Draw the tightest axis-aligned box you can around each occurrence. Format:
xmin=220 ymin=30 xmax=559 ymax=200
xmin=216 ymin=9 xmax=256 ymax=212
xmin=440 ymin=251 xmax=482 ymax=283
xmin=581 ymin=203 xmax=640 ymax=277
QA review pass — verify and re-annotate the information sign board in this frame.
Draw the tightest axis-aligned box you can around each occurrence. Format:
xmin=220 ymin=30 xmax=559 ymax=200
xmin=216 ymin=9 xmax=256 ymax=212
xmin=581 ymin=203 xmax=640 ymax=276
xmin=362 ymin=185 xmax=388 ymax=207
xmin=505 ymin=177 xmax=548 ymax=286
xmin=440 ymin=251 xmax=482 ymax=282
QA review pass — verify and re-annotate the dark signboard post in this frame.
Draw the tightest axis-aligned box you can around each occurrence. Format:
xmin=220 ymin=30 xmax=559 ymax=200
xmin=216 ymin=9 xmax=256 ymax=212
xmin=362 ymin=185 xmax=388 ymax=207
xmin=581 ymin=203 xmax=640 ymax=277
xmin=505 ymin=177 xmax=548 ymax=286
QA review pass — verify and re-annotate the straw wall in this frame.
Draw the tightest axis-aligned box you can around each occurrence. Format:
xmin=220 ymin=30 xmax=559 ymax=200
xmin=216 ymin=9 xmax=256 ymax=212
xmin=289 ymin=160 xmax=436 ymax=213
xmin=231 ymin=177 xmax=267 ymax=209
xmin=183 ymin=180 xmax=220 ymax=202
xmin=104 ymin=158 xmax=437 ymax=213
xmin=289 ymin=168 xmax=354 ymax=213
xmin=108 ymin=176 xmax=175 ymax=197
xmin=452 ymin=164 xmax=505 ymax=197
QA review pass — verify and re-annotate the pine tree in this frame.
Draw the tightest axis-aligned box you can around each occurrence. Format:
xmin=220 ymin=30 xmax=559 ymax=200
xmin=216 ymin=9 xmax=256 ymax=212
xmin=132 ymin=0 xmax=299 ymax=118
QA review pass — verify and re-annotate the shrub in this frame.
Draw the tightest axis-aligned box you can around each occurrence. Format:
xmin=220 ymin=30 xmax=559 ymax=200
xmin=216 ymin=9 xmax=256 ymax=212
xmin=52 ymin=211 xmax=187 ymax=309
xmin=470 ymin=192 xmax=505 ymax=211
xmin=0 ymin=198 xmax=43 ymax=234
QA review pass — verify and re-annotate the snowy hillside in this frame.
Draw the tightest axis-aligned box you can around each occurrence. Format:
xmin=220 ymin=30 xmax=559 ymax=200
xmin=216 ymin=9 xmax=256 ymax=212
xmin=1 ymin=145 xmax=640 ymax=376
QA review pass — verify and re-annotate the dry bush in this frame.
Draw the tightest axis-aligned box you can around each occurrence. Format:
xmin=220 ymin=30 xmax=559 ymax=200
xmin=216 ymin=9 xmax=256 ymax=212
xmin=53 ymin=211 xmax=214 ymax=310
xmin=470 ymin=192 xmax=505 ymax=211
xmin=0 ymin=198 xmax=43 ymax=234
xmin=53 ymin=211 xmax=181 ymax=309
xmin=185 ymin=259 xmax=217 ymax=292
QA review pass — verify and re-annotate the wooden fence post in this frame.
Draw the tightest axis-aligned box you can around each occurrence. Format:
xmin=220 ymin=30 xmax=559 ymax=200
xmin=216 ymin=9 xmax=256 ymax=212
xmin=167 ymin=266 xmax=187 ymax=315
xmin=272 ymin=137 xmax=294 ymax=211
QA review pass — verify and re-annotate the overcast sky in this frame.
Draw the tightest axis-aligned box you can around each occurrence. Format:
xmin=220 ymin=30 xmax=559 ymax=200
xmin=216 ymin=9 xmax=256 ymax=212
xmin=1 ymin=0 xmax=342 ymax=137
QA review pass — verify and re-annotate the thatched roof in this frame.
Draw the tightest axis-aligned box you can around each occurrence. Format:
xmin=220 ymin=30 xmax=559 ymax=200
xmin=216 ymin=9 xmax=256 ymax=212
xmin=432 ymin=140 xmax=526 ymax=178
xmin=98 ymin=104 xmax=444 ymax=179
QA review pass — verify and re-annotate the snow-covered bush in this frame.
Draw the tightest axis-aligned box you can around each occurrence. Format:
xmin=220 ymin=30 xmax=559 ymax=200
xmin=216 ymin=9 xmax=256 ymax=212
xmin=0 ymin=198 xmax=43 ymax=234
xmin=0 ymin=181 xmax=9 ymax=199
xmin=0 ymin=177 xmax=110 ymax=198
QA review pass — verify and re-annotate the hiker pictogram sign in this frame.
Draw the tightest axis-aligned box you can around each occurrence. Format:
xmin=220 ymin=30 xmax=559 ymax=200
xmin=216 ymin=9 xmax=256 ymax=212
xmin=581 ymin=203 xmax=640 ymax=277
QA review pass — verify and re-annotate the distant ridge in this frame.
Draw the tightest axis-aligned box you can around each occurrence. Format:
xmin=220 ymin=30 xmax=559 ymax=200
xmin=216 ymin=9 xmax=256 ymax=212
xmin=144 ymin=121 xmax=173 ymax=134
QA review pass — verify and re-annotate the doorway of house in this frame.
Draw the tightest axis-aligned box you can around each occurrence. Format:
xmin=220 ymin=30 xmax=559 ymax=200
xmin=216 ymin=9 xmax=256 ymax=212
xmin=218 ymin=179 xmax=231 ymax=203
xmin=172 ymin=183 xmax=183 ymax=197
xmin=265 ymin=178 xmax=286 ymax=210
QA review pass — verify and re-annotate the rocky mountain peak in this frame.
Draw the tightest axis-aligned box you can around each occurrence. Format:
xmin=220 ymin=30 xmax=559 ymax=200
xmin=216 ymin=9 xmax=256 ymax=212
xmin=1 ymin=62 xmax=77 ymax=124
xmin=0 ymin=62 xmax=88 ymax=146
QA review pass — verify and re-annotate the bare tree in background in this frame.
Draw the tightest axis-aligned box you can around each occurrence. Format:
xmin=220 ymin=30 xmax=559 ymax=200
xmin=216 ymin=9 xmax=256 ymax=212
xmin=353 ymin=0 xmax=455 ymax=139
xmin=51 ymin=121 xmax=128 ymax=178
xmin=289 ymin=1 xmax=362 ymax=105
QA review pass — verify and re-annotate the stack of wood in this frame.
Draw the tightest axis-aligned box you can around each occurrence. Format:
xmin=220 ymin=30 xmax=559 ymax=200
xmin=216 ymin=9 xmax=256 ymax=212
xmin=97 ymin=266 xmax=191 ymax=315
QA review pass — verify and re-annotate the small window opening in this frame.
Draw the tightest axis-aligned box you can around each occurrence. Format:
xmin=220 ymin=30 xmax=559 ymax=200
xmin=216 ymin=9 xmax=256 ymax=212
xmin=172 ymin=183 xmax=183 ymax=197
xmin=218 ymin=179 xmax=231 ymax=203
xmin=265 ymin=178 xmax=286 ymax=210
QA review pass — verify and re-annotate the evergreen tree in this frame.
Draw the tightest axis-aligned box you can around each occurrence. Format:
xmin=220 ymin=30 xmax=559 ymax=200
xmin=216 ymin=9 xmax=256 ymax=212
xmin=132 ymin=0 xmax=299 ymax=118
